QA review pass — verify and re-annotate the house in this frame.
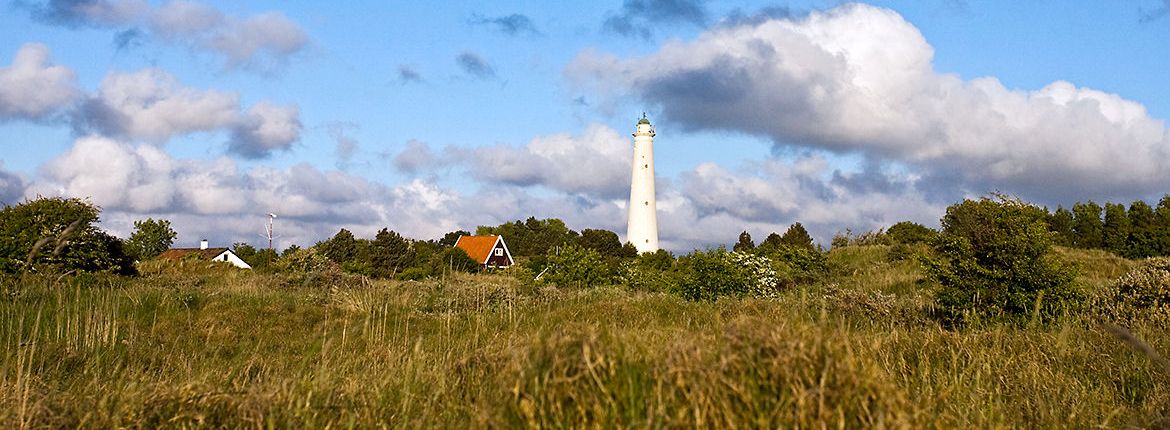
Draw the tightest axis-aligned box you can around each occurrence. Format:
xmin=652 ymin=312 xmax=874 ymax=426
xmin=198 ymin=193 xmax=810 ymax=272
xmin=158 ymin=240 xmax=252 ymax=269
xmin=454 ymin=235 xmax=514 ymax=268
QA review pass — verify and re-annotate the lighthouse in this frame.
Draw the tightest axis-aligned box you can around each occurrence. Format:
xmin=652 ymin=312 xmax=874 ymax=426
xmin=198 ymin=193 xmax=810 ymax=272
xmin=627 ymin=113 xmax=659 ymax=253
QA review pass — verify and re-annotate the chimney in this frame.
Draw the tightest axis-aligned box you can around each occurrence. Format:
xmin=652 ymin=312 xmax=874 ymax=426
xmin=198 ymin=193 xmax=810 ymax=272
xmin=200 ymin=239 xmax=209 ymax=250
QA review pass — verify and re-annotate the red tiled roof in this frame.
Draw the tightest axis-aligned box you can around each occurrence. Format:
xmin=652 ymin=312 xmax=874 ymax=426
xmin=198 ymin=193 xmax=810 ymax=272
xmin=454 ymin=235 xmax=499 ymax=264
xmin=158 ymin=248 xmax=229 ymax=261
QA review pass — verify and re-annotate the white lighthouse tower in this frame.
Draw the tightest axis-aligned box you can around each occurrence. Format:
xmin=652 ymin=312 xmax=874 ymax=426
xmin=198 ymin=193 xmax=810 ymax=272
xmin=627 ymin=113 xmax=659 ymax=253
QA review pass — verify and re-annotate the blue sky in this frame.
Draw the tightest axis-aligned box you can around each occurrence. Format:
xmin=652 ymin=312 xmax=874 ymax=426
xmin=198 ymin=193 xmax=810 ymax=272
xmin=2 ymin=0 xmax=1170 ymax=251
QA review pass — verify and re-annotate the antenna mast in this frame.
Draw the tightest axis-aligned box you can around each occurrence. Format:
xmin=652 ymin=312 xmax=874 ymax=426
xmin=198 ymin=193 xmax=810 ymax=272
xmin=265 ymin=213 xmax=278 ymax=250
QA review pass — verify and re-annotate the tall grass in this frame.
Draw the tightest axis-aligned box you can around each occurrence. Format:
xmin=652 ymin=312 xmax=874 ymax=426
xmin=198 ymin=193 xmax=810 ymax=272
xmin=1 ymin=247 xmax=1167 ymax=428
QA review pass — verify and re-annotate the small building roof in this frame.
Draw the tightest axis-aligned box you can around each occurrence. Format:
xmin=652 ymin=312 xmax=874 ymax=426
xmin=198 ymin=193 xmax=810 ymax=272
xmin=454 ymin=235 xmax=503 ymax=264
xmin=158 ymin=247 xmax=231 ymax=261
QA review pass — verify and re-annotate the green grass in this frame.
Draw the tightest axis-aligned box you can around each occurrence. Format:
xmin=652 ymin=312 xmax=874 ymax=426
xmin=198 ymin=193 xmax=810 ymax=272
xmin=1 ymin=248 xmax=1168 ymax=428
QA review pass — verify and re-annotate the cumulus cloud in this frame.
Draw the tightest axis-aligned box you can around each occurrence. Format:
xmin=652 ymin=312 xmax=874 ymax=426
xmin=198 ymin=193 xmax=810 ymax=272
xmin=227 ymin=102 xmax=301 ymax=158
xmin=570 ymin=3 xmax=1170 ymax=206
xmin=456 ymin=51 xmax=496 ymax=80
xmin=460 ymin=124 xmax=632 ymax=198
xmin=469 ymin=13 xmax=540 ymax=36
xmin=395 ymin=125 xmax=631 ymax=197
xmin=0 ymin=43 xmax=80 ymax=120
xmin=603 ymin=0 xmax=708 ymax=39
xmin=20 ymin=0 xmax=308 ymax=71
xmin=30 ymin=135 xmax=462 ymax=248
xmin=72 ymin=67 xmax=300 ymax=156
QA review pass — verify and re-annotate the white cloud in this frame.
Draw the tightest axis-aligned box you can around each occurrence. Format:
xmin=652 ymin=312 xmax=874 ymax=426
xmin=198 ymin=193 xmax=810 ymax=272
xmin=461 ymin=124 xmax=632 ymax=198
xmin=26 ymin=0 xmax=308 ymax=71
xmin=30 ymin=136 xmax=464 ymax=249
xmin=75 ymin=67 xmax=300 ymax=156
xmin=0 ymin=43 xmax=80 ymax=120
xmin=228 ymin=102 xmax=301 ymax=158
xmin=568 ymin=3 xmax=1170 ymax=205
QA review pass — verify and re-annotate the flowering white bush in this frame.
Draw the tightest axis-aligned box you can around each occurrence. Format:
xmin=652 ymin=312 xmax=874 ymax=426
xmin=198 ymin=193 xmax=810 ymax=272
xmin=728 ymin=251 xmax=783 ymax=299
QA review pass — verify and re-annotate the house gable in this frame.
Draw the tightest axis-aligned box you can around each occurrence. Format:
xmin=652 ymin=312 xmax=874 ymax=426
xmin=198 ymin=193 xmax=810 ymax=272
xmin=454 ymin=235 xmax=514 ymax=268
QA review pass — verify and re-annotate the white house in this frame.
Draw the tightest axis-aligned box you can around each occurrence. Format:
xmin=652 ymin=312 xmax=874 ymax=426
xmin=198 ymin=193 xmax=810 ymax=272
xmin=158 ymin=239 xmax=252 ymax=269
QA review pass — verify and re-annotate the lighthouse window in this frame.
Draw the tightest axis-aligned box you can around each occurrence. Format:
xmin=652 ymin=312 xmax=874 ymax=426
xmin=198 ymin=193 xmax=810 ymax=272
xmin=644 ymin=201 xmax=649 ymax=205
xmin=644 ymin=164 xmax=648 ymax=168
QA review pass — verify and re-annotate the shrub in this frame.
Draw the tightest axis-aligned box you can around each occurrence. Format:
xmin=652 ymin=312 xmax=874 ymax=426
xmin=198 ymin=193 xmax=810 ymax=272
xmin=885 ymin=221 xmax=936 ymax=245
xmin=924 ymin=195 xmax=1082 ymax=326
xmin=540 ymin=244 xmax=611 ymax=288
xmin=674 ymin=249 xmax=784 ymax=301
xmin=1095 ymin=257 xmax=1170 ymax=326
xmin=0 ymin=197 xmax=134 ymax=275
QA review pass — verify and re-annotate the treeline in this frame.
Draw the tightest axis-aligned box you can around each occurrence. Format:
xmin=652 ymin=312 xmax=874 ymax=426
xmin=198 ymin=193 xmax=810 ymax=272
xmin=1046 ymin=198 xmax=1170 ymax=259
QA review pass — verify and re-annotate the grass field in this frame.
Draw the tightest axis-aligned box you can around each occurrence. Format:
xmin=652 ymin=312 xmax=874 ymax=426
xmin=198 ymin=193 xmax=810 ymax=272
xmin=2 ymin=245 xmax=1168 ymax=428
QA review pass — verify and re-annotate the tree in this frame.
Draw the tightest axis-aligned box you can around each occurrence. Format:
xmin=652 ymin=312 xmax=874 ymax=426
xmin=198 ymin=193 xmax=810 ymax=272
xmin=1071 ymin=201 xmax=1104 ymax=249
xmin=578 ymin=228 xmax=625 ymax=258
xmin=125 ymin=218 xmax=177 ymax=260
xmin=370 ymin=228 xmax=414 ymax=278
xmin=1126 ymin=200 xmax=1158 ymax=258
xmin=733 ymin=231 xmax=755 ymax=252
xmin=757 ymin=232 xmax=784 ymax=253
xmin=0 ymin=197 xmax=134 ymax=274
xmin=924 ymin=196 xmax=1080 ymax=326
xmin=780 ymin=223 xmax=815 ymax=250
xmin=439 ymin=230 xmax=471 ymax=247
xmin=1102 ymin=203 xmax=1131 ymax=255
xmin=885 ymin=221 xmax=935 ymax=245
xmin=233 ymin=242 xmax=278 ymax=268
xmin=476 ymin=217 xmax=578 ymax=257
xmin=1046 ymin=207 xmax=1075 ymax=246
xmin=316 ymin=228 xmax=359 ymax=264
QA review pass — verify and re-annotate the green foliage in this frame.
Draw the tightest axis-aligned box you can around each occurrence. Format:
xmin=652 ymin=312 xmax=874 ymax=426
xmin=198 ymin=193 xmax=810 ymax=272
xmin=1072 ymin=201 xmax=1104 ymax=249
xmin=1047 ymin=207 xmax=1075 ymax=246
xmin=370 ymin=228 xmax=415 ymax=278
xmin=779 ymin=222 xmax=815 ymax=250
xmin=477 ymin=217 xmax=578 ymax=257
xmin=759 ymin=243 xmax=828 ymax=284
xmin=885 ymin=221 xmax=936 ymax=245
xmin=924 ymin=196 xmax=1082 ymax=326
xmin=438 ymin=230 xmax=471 ymax=247
xmin=233 ymin=243 xmax=279 ymax=269
xmin=733 ymin=231 xmax=754 ymax=252
xmin=674 ymin=249 xmax=783 ymax=301
xmin=0 ymin=197 xmax=133 ymax=275
xmin=1102 ymin=203 xmax=1130 ymax=255
xmin=539 ymin=244 xmax=610 ymax=288
xmin=124 ymin=218 xmax=176 ymax=261
xmin=637 ymin=249 xmax=674 ymax=271
xmin=577 ymin=228 xmax=634 ymax=258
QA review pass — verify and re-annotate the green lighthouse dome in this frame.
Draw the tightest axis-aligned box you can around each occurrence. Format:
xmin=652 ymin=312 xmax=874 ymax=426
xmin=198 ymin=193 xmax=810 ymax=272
xmin=637 ymin=112 xmax=650 ymax=125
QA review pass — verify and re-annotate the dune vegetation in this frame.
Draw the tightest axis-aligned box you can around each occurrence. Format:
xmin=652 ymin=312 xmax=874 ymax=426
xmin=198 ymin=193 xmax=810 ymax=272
xmin=2 ymin=244 xmax=1168 ymax=429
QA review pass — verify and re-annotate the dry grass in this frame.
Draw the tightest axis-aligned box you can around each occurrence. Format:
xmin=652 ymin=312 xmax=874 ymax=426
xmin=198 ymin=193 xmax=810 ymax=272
xmin=1 ymin=247 xmax=1168 ymax=428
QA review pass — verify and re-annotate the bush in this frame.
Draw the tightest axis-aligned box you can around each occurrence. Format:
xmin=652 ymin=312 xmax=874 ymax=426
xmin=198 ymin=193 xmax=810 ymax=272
xmin=674 ymin=249 xmax=784 ymax=301
xmin=0 ymin=197 xmax=135 ymax=275
xmin=539 ymin=244 xmax=611 ymax=288
xmin=924 ymin=196 xmax=1082 ymax=326
xmin=885 ymin=221 xmax=936 ymax=245
xmin=1095 ymin=257 xmax=1170 ymax=326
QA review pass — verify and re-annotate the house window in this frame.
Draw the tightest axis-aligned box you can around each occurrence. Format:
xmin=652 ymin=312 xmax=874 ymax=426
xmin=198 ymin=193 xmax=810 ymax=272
xmin=495 ymin=248 xmax=503 ymax=256
xmin=223 ymin=255 xmax=228 ymax=261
